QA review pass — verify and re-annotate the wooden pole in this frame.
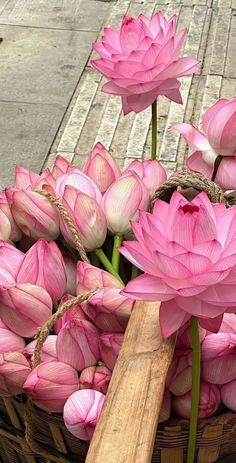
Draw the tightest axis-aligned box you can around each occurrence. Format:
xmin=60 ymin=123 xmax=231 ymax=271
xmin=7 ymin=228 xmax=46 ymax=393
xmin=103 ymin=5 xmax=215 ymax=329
xmin=85 ymin=300 xmax=176 ymax=463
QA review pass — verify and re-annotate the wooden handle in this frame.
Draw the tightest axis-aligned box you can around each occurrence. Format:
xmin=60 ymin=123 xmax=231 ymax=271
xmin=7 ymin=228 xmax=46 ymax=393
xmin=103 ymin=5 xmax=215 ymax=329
xmin=85 ymin=300 xmax=175 ymax=463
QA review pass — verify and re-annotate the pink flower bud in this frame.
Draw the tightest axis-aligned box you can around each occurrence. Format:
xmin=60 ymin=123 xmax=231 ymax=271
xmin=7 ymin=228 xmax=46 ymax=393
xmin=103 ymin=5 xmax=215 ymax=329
xmin=84 ymin=288 xmax=132 ymax=332
xmin=0 ymin=327 xmax=25 ymax=353
xmin=201 ymin=333 xmax=236 ymax=384
xmin=0 ymin=191 xmax=22 ymax=241
xmin=176 ymin=322 xmax=206 ymax=348
xmin=166 ymin=348 xmax=192 ymax=396
xmin=76 ymin=262 xmax=123 ymax=294
xmin=6 ymin=189 xmax=60 ymax=240
xmin=0 ymin=352 xmax=31 ymax=397
xmin=122 ymin=159 xmax=167 ymax=196
xmin=55 ymin=169 xmax=102 ymax=204
xmin=99 ymin=332 xmax=124 ymax=371
xmin=63 ymin=389 xmax=105 ymax=440
xmin=172 ymin=380 xmax=220 ymax=419
xmin=221 ymin=380 xmax=236 ymax=411
xmin=51 ymin=155 xmax=75 ymax=179
xmin=34 ymin=168 xmax=56 ymax=194
xmin=82 ymin=142 xmax=121 ymax=193
xmin=56 ymin=319 xmax=100 ymax=371
xmin=0 ymin=241 xmax=24 ymax=286
xmin=14 ymin=166 xmax=40 ymax=189
xmin=0 ymin=284 xmax=52 ymax=337
xmin=79 ymin=366 xmax=112 ymax=394
xmin=0 ymin=209 xmax=11 ymax=241
xmin=24 ymin=335 xmax=58 ymax=366
xmin=219 ymin=313 xmax=236 ymax=335
xmin=16 ymin=240 xmax=67 ymax=302
xmin=159 ymin=389 xmax=171 ymax=423
xmin=102 ymin=172 xmax=149 ymax=234
xmin=23 ymin=361 xmax=79 ymax=412
xmin=54 ymin=295 xmax=88 ymax=334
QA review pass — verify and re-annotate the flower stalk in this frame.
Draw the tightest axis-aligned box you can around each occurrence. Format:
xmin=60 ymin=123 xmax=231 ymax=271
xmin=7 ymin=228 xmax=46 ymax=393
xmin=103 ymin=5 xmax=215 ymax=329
xmin=151 ymin=100 xmax=157 ymax=160
xmin=95 ymin=248 xmax=124 ymax=284
xmin=112 ymin=235 xmax=123 ymax=274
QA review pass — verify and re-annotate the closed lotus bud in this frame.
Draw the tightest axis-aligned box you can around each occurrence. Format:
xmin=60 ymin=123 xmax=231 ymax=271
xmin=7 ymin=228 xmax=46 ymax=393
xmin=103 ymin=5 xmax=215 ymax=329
xmin=56 ymin=319 xmax=100 ymax=371
xmin=14 ymin=165 xmax=40 ymax=189
xmin=0 ymin=209 xmax=11 ymax=241
xmin=0 ymin=192 xmax=22 ymax=241
xmin=23 ymin=361 xmax=79 ymax=412
xmin=84 ymin=288 xmax=132 ymax=332
xmin=172 ymin=380 xmax=220 ymax=419
xmin=122 ymin=159 xmax=167 ymax=196
xmin=55 ymin=168 xmax=102 ymax=204
xmin=76 ymin=262 xmax=123 ymax=294
xmin=221 ymin=380 xmax=236 ymax=411
xmin=24 ymin=335 xmax=58 ymax=367
xmin=102 ymin=172 xmax=149 ymax=234
xmin=0 ymin=352 xmax=31 ymax=397
xmin=0 ymin=241 xmax=24 ymax=286
xmin=6 ymin=189 xmax=60 ymax=240
xmin=166 ymin=348 xmax=192 ymax=396
xmin=63 ymin=389 xmax=105 ymax=440
xmin=0 ymin=327 xmax=25 ymax=353
xmin=201 ymin=333 xmax=236 ymax=384
xmin=33 ymin=169 xmax=56 ymax=194
xmin=159 ymin=389 xmax=171 ymax=423
xmin=99 ymin=332 xmax=124 ymax=371
xmin=51 ymin=155 xmax=75 ymax=179
xmin=16 ymin=240 xmax=67 ymax=302
xmin=82 ymin=142 xmax=121 ymax=193
xmin=219 ymin=313 xmax=236 ymax=335
xmin=79 ymin=366 xmax=112 ymax=394
xmin=0 ymin=284 xmax=52 ymax=337
xmin=54 ymin=295 xmax=88 ymax=334
xmin=176 ymin=322 xmax=206 ymax=348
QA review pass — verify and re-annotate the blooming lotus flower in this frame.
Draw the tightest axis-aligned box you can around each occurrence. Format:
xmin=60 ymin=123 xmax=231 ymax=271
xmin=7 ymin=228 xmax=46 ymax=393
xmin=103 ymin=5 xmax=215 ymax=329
xmin=82 ymin=142 xmax=121 ymax=193
xmin=83 ymin=288 xmax=133 ymax=332
xmin=64 ymin=389 xmax=105 ymax=440
xmin=23 ymin=361 xmax=79 ymax=412
xmin=0 ymin=209 xmax=11 ymax=241
xmin=219 ymin=313 xmax=236 ymax=335
xmin=0 ymin=327 xmax=25 ymax=353
xmin=60 ymin=186 xmax=107 ymax=251
xmin=14 ymin=166 xmax=40 ymax=190
xmin=24 ymin=335 xmax=58 ymax=366
xmin=176 ymin=321 xmax=206 ymax=348
xmin=6 ymin=189 xmax=60 ymax=240
xmin=0 ymin=352 xmax=31 ymax=397
xmin=76 ymin=262 xmax=123 ymax=294
xmin=0 ymin=284 xmax=52 ymax=337
xmin=51 ymin=155 xmax=75 ymax=179
xmin=121 ymin=191 xmax=236 ymax=338
xmin=221 ymin=380 xmax=236 ymax=411
xmin=16 ymin=240 xmax=67 ymax=302
xmin=92 ymin=13 xmax=199 ymax=114
xmin=166 ymin=347 xmax=192 ymax=396
xmin=0 ymin=241 xmax=24 ymax=286
xmin=56 ymin=319 xmax=100 ymax=371
xmin=174 ymin=98 xmax=236 ymax=190
xmin=79 ymin=365 xmax=112 ymax=394
xmin=55 ymin=168 xmax=102 ymax=203
xmin=102 ymin=172 xmax=149 ymax=234
xmin=122 ymin=160 xmax=167 ymax=196
xmin=0 ymin=192 xmax=22 ymax=241
xmin=54 ymin=295 xmax=88 ymax=334
xmin=159 ymin=388 xmax=171 ymax=423
xmin=201 ymin=333 xmax=236 ymax=384
xmin=172 ymin=380 xmax=220 ymax=419
xmin=99 ymin=332 xmax=124 ymax=371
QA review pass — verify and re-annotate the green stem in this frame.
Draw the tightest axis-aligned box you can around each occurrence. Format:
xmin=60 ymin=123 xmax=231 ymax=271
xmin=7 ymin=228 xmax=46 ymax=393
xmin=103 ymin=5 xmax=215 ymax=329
xmin=187 ymin=316 xmax=201 ymax=463
xmin=212 ymin=155 xmax=223 ymax=181
xmin=131 ymin=265 xmax=139 ymax=279
xmin=111 ymin=235 xmax=123 ymax=274
xmin=95 ymin=248 xmax=124 ymax=285
xmin=151 ymin=100 xmax=157 ymax=160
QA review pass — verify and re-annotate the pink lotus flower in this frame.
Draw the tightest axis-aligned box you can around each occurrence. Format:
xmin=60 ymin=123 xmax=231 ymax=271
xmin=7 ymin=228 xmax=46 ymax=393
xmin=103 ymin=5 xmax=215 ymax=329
xmin=33 ymin=168 xmax=56 ymax=194
xmin=0 ymin=284 xmax=52 ymax=337
xmin=82 ymin=142 xmax=121 ymax=193
xmin=6 ymin=189 xmax=60 ymax=240
xmin=99 ymin=332 xmax=124 ymax=371
xmin=0 ymin=209 xmax=11 ymax=241
xmin=92 ymin=13 xmax=199 ymax=114
xmin=221 ymin=380 xmax=236 ymax=411
xmin=0 ymin=241 xmax=24 ymax=286
xmin=0 ymin=192 xmax=22 ymax=241
xmin=174 ymin=98 xmax=236 ymax=190
xmin=55 ymin=169 xmax=102 ymax=203
xmin=123 ymin=160 xmax=167 ymax=196
xmin=219 ymin=313 xmax=236 ymax=335
xmin=166 ymin=347 xmax=192 ymax=396
xmin=79 ymin=365 xmax=112 ymax=394
xmin=0 ymin=352 xmax=31 ymax=397
xmin=54 ymin=295 xmax=88 ymax=334
xmin=76 ymin=262 xmax=123 ymax=294
xmin=16 ymin=240 xmax=67 ymax=302
xmin=23 ymin=361 xmax=79 ymax=412
xmin=56 ymin=319 xmax=100 ymax=371
xmin=159 ymin=388 xmax=171 ymax=423
xmin=176 ymin=321 xmax=206 ymax=348
xmin=0 ymin=326 xmax=25 ymax=353
xmin=14 ymin=166 xmax=40 ymax=190
xmin=121 ymin=192 xmax=236 ymax=338
xmin=60 ymin=186 xmax=107 ymax=251
xmin=24 ymin=335 xmax=58 ymax=366
xmin=84 ymin=288 xmax=133 ymax=332
xmin=102 ymin=172 xmax=149 ymax=234
xmin=201 ymin=333 xmax=236 ymax=384
xmin=172 ymin=380 xmax=220 ymax=419
xmin=63 ymin=389 xmax=105 ymax=440
xmin=51 ymin=155 xmax=75 ymax=179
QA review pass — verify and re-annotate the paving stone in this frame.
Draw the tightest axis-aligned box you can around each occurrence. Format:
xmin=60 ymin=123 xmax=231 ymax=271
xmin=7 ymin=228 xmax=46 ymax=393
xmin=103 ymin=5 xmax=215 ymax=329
xmin=225 ymin=13 xmax=236 ymax=78
xmin=209 ymin=8 xmax=231 ymax=76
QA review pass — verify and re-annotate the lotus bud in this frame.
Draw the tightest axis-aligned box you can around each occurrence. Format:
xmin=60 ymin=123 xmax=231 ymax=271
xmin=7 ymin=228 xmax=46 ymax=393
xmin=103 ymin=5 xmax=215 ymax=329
xmin=63 ymin=253 xmax=77 ymax=295
xmin=83 ymin=288 xmax=132 ymax=332
xmin=122 ymin=159 xmax=167 ymax=196
xmin=219 ymin=313 xmax=236 ymax=335
xmin=51 ymin=155 xmax=75 ymax=179
xmin=159 ymin=389 xmax=171 ymax=423
xmin=16 ymin=240 xmax=67 ymax=302
xmin=63 ymin=389 xmax=105 ymax=440
xmin=14 ymin=165 xmax=40 ymax=189
xmin=99 ymin=332 xmax=124 ymax=371
xmin=24 ymin=335 xmax=58 ymax=366
xmin=56 ymin=319 xmax=100 ymax=371
xmin=76 ymin=262 xmax=123 ymax=294
xmin=166 ymin=347 xmax=192 ymax=396
xmin=221 ymin=380 xmax=236 ymax=411
xmin=0 ymin=284 xmax=52 ymax=337
xmin=34 ymin=168 xmax=56 ymax=194
xmin=0 ymin=192 xmax=22 ymax=241
xmin=55 ymin=168 xmax=102 ymax=203
xmin=0 ymin=327 xmax=25 ymax=353
xmin=23 ymin=361 xmax=79 ymax=412
xmin=176 ymin=322 xmax=206 ymax=348
xmin=82 ymin=142 xmax=121 ymax=193
xmin=201 ymin=333 xmax=236 ymax=384
xmin=102 ymin=172 xmax=149 ymax=234
xmin=79 ymin=365 xmax=112 ymax=394
xmin=0 ymin=209 xmax=11 ymax=241
xmin=172 ymin=380 xmax=220 ymax=419
xmin=54 ymin=294 xmax=88 ymax=334
xmin=0 ymin=241 xmax=24 ymax=286
xmin=0 ymin=352 xmax=31 ymax=396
